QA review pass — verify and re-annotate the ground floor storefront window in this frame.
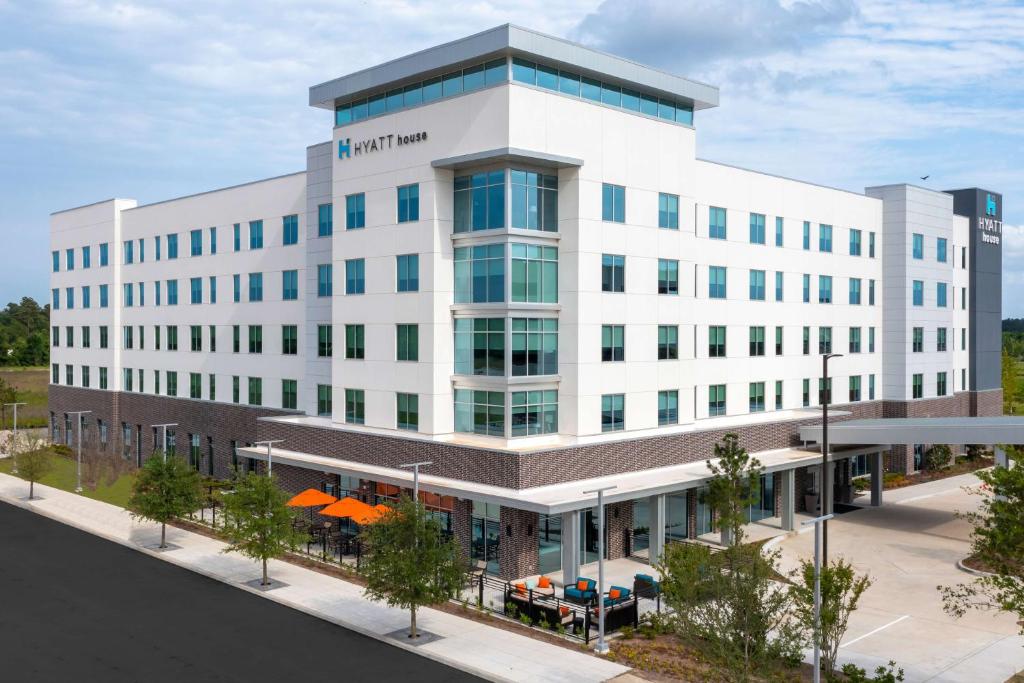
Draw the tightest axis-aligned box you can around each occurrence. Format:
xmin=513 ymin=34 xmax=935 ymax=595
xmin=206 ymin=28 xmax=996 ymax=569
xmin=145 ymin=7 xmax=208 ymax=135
xmin=471 ymin=501 xmax=501 ymax=575
xmin=538 ymin=513 xmax=561 ymax=574
xmin=665 ymin=492 xmax=688 ymax=542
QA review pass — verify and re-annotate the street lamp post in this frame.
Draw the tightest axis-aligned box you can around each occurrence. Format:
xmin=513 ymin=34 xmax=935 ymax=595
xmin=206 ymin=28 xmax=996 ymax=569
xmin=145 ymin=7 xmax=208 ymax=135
xmin=399 ymin=461 xmax=433 ymax=502
xmin=802 ymin=513 xmax=835 ymax=683
xmin=821 ymin=352 xmax=842 ymax=564
xmin=67 ymin=411 xmax=92 ymax=493
xmin=582 ymin=484 xmax=617 ymax=655
xmin=253 ymin=440 xmax=284 ymax=476
xmin=153 ymin=423 xmax=178 ymax=462
xmin=4 ymin=402 xmax=26 ymax=474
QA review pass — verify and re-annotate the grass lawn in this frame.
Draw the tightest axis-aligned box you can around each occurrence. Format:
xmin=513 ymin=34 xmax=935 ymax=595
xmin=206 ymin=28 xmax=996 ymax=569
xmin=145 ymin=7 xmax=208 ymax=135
xmin=0 ymin=366 xmax=49 ymax=428
xmin=0 ymin=453 xmax=136 ymax=508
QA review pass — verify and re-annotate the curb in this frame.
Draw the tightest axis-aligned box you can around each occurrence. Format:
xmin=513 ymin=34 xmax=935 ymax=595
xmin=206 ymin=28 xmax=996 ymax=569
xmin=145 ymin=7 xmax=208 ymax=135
xmin=956 ymin=558 xmax=994 ymax=577
xmin=0 ymin=483 xmax=515 ymax=683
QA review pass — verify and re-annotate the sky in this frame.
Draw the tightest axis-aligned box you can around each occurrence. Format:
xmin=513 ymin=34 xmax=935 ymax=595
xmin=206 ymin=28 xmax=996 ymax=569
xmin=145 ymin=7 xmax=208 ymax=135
xmin=1 ymin=0 xmax=1022 ymax=312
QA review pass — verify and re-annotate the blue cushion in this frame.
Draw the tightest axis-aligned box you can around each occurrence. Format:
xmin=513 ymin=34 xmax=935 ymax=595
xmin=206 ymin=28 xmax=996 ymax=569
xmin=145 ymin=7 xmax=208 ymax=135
xmin=635 ymin=573 xmax=655 ymax=584
xmin=565 ymin=587 xmax=583 ymax=599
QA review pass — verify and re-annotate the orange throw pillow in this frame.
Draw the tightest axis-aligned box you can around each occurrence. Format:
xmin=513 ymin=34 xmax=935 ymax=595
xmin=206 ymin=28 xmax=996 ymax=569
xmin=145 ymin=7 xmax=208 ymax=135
xmin=609 ymin=589 xmax=621 ymax=599
xmin=576 ymin=579 xmax=588 ymax=591
xmin=559 ymin=606 xmax=570 ymax=617
xmin=515 ymin=582 xmax=527 ymax=594
xmin=538 ymin=576 xmax=551 ymax=588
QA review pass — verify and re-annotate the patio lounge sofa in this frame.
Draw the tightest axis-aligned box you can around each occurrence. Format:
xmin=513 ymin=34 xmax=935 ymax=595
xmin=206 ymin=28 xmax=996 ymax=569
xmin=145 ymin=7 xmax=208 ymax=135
xmin=633 ymin=573 xmax=661 ymax=598
xmin=563 ymin=577 xmax=598 ymax=605
xmin=509 ymin=575 xmax=556 ymax=598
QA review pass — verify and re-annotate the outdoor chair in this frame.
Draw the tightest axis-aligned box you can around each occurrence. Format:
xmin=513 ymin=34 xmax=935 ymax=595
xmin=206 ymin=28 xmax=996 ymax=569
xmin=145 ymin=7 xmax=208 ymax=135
xmin=633 ymin=573 xmax=661 ymax=599
xmin=563 ymin=577 xmax=597 ymax=605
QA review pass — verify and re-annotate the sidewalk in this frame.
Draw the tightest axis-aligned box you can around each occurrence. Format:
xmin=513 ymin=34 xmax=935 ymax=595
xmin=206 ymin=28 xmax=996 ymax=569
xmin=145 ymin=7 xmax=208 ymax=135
xmin=0 ymin=473 xmax=628 ymax=683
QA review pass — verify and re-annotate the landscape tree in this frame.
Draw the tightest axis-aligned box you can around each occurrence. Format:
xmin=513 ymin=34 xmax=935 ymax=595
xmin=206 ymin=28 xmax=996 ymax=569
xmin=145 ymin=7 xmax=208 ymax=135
xmin=0 ymin=297 xmax=49 ymax=367
xmin=705 ymin=433 xmax=763 ymax=545
xmin=17 ymin=440 xmax=53 ymax=500
xmin=922 ymin=444 xmax=952 ymax=479
xmin=939 ymin=447 xmax=1024 ymax=634
xmin=657 ymin=541 xmax=805 ymax=680
xmin=360 ymin=496 xmax=466 ymax=639
xmin=791 ymin=558 xmax=872 ymax=677
xmin=220 ymin=471 xmax=304 ymax=586
xmin=127 ymin=452 xmax=203 ymax=548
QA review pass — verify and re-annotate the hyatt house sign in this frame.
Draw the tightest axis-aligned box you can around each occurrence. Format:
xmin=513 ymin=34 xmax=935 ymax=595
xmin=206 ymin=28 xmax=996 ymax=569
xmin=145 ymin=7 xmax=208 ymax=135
xmin=338 ymin=131 xmax=428 ymax=159
xmin=979 ymin=192 xmax=1002 ymax=246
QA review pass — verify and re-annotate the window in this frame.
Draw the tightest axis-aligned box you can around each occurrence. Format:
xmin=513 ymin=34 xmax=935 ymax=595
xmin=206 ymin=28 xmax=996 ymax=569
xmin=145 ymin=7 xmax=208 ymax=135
xmin=317 ymin=325 xmax=333 ymax=357
xmin=99 ymin=284 xmax=108 ymax=308
xmin=849 ymin=327 xmax=861 ymax=353
xmin=602 ymin=254 xmax=625 ymax=292
xmin=938 ymin=327 xmax=948 ymax=352
xmin=869 ymin=374 xmax=876 ymax=400
xmin=209 ymin=276 xmax=217 ymax=303
xmin=658 ymin=390 xmax=678 ymax=425
xmin=52 ymin=288 xmax=58 ymax=310
xmin=775 ymin=380 xmax=783 ymax=409
xmin=248 ymin=377 xmax=262 ymax=406
xmin=802 ymin=274 xmax=811 ymax=303
xmin=454 ymin=171 xmax=504 ymax=231
xmin=281 ymin=325 xmax=298 ymax=355
xmin=190 ymin=373 xmax=202 ymax=399
xmin=775 ymin=326 xmax=783 ymax=355
xmin=819 ymin=327 xmax=832 ymax=354
xmin=248 ymin=273 xmax=263 ymax=301
xmin=709 ymin=266 xmax=726 ymax=299
xmin=248 ymin=325 xmax=263 ymax=354
xmin=803 ymin=327 xmax=810 ymax=355
xmin=166 ymin=371 xmax=177 ymax=396
xmin=282 ymin=379 xmax=297 ymax=410
xmin=510 ymin=244 xmax=557 ymax=303
xmin=232 ymin=376 xmax=239 ymax=403
xmin=52 ymin=363 xmax=59 ymax=384
xmin=317 ymin=385 xmax=332 ymax=416
xmin=52 ymin=250 xmax=60 ymax=272
xmin=658 ymin=325 xmax=679 ymax=360
xmin=749 ymin=326 xmax=765 ymax=356
xmin=249 ymin=220 xmax=264 ymax=249
xmin=80 ymin=286 xmax=91 ymax=310
xmin=123 ymin=240 xmax=134 ymax=264
xmin=454 ymin=319 xmax=504 ymax=375
xmin=709 ymin=326 xmax=726 ymax=357
xmin=154 ymin=235 xmax=161 ymax=261
xmin=937 ymin=282 xmax=947 ymax=308
xmin=849 ymin=278 xmax=861 ymax=305
xmin=166 ymin=279 xmax=178 ymax=305
xmin=345 ymin=259 xmax=365 ymax=294
xmin=912 ymin=280 xmax=924 ymax=306
xmin=345 ymin=324 xmax=365 ymax=359
xmin=397 ymin=393 xmax=419 ymax=431
xmin=819 ymin=377 xmax=832 ymax=404
xmin=166 ymin=325 xmax=178 ymax=351
xmin=937 ymin=237 xmax=947 ymax=263
xmin=396 ymin=324 xmax=419 ymax=361
xmin=123 ymin=325 xmax=133 ymax=350
xmin=66 ymin=287 xmax=74 ymax=309
xmin=454 ymin=389 xmax=504 ymax=436
xmin=709 ymin=206 xmax=726 ymax=240
xmin=190 ymin=277 xmax=202 ymax=304
xmin=123 ymin=283 xmax=133 ymax=307
xmin=190 ymin=229 xmax=202 ymax=256
xmin=345 ymin=389 xmax=365 ymax=424
xmin=749 ymin=213 xmax=765 ymax=244
xmin=233 ymin=274 xmax=240 ymax=302
xmin=456 ymin=244 xmax=505 ymax=303
xmin=509 ymin=390 xmax=557 ymax=436
xmin=659 ymin=193 xmax=679 ymax=229
xmin=802 ymin=221 xmax=810 ymax=250
xmin=912 ymin=327 xmax=923 ymax=353
xmin=96 ymin=242 xmax=109 ymax=266
xmin=775 ymin=217 xmax=784 ymax=246
xmin=775 ymin=272 xmax=783 ymax=301
xmin=82 ymin=326 xmax=90 ymax=348
xmin=317 ymin=264 xmax=332 ymax=297
xmin=869 ymin=279 xmax=875 ymax=305
xmin=397 ymin=184 xmax=419 ymax=223
xmin=749 ymin=270 xmax=765 ymax=300
xmin=819 ymin=224 xmax=832 ymax=252
xmin=937 ymin=371 xmax=947 ymax=397
xmin=233 ymin=223 xmax=241 ymax=251
xmin=601 ymin=183 xmax=625 ymax=223
xmin=99 ymin=326 xmax=108 ymax=349
xmin=962 ymin=327 xmax=967 ymax=350
xmin=65 ymin=326 xmax=74 ymax=348
xmin=658 ymin=259 xmax=679 ymax=295
xmin=283 ymin=215 xmax=298 ymax=245
xmin=601 ymin=325 xmax=625 ymax=362
xmin=849 ymin=376 xmax=861 ymax=402
xmin=396 ymin=254 xmax=419 ymax=292
xmin=749 ymin=382 xmax=765 ymax=412
xmin=510 ymin=170 xmax=557 ymax=231
xmin=121 ymin=367 xmax=130 ymax=391
xmin=869 ymin=326 xmax=876 ymax=352
xmin=190 ymin=325 xmax=202 ymax=352
xmin=345 ymin=194 xmax=365 ymax=230
xmin=601 ymin=394 xmax=625 ymax=432
xmin=282 ymin=270 xmax=299 ymax=300
xmin=52 ymin=326 xmax=59 ymax=347
xmin=962 ymin=368 xmax=966 ymax=390
xmin=818 ymin=275 xmax=833 ymax=303
xmin=709 ymin=385 xmax=726 ymax=416
xmin=912 ymin=373 xmax=923 ymax=399
xmin=167 ymin=233 xmax=178 ymax=259
xmin=849 ymin=229 xmax=862 ymax=256
xmin=511 ymin=318 xmax=557 ymax=375
xmin=962 ymin=287 xmax=967 ymax=310
xmin=912 ymin=233 xmax=923 ymax=259
xmin=82 ymin=366 xmax=90 ymax=388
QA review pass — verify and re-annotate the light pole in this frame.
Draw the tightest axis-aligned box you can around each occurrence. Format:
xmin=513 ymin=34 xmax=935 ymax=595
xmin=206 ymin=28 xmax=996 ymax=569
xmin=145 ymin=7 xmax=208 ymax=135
xmin=4 ymin=401 xmax=26 ymax=474
xmin=582 ymin=484 xmax=617 ymax=655
xmin=821 ymin=352 xmax=842 ymax=565
xmin=253 ymin=440 xmax=284 ymax=476
xmin=67 ymin=410 xmax=92 ymax=493
xmin=802 ymin=513 xmax=834 ymax=683
xmin=153 ymin=422 xmax=178 ymax=462
xmin=399 ymin=460 xmax=433 ymax=502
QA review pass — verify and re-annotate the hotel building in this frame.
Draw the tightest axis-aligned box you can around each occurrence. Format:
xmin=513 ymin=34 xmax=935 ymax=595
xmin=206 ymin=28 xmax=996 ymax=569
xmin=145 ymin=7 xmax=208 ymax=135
xmin=49 ymin=25 xmax=1003 ymax=580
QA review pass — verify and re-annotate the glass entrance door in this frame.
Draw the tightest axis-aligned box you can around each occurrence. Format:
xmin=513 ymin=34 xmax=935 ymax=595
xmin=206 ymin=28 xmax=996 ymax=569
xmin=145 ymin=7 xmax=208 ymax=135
xmin=579 ymin=508 xmax=605 ymax=564
xmin=696 ymin=487 xmax=713 ymax=536
xmin=748 ymin=474 xmax=775 ymax=522
xmin=472 ymin=517 xmax=501 ymax=575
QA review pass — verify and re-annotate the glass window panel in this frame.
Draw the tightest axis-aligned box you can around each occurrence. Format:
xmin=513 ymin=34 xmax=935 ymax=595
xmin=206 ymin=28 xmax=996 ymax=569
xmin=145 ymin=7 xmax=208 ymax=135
xmin=558 ymin=71 xmax=581 ymax=96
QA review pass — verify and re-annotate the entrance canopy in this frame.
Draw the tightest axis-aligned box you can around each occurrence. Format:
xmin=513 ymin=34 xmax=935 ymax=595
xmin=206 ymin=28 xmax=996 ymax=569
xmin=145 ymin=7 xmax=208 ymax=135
xmin=800 ymin=416 xmax=1024 ymax=446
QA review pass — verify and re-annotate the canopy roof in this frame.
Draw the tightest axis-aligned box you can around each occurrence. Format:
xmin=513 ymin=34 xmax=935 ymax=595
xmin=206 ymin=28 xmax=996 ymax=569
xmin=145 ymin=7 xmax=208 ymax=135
xmin=799 ymin=417 xmax=1024 ymax=446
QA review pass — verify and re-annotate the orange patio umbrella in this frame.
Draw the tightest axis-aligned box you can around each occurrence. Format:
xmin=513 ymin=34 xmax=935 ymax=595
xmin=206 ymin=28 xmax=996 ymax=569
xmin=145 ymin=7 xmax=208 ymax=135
xmin=286 ymin=488 xmax=338 ymax=523
xmin=321 ymin=496 xmax=380 ymax=525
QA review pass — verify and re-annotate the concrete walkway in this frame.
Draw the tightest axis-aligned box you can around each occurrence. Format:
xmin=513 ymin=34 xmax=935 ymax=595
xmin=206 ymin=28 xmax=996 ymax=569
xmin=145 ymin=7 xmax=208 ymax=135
xmin=774 ymin=471 xmax=1024 ymax=683
xmin=0 ymin=473 xmax=627 ymax=683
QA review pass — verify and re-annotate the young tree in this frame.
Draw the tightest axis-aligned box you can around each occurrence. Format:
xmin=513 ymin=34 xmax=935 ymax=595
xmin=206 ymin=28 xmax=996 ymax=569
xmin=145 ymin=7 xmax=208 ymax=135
xmin=939 ymin=448 xmax=1024 ymax=632
xmin=657 ymin=541 xmax=805 ymax=680
xmin=360 ymin=496 xmax=466 ymax=639
xmin=791 ymin=558 xmax=872 ymax=677
xmin=127 ymin=452 xmax=203 ymax=549
xmin=220 ymin=472 xmax=304 ymax=586
xmin=705 ymin=433 xmax=763 ymax=545
xmin=923 ymin=444 xmax=952 ymax=479
xmin=17 ymin=442 xmax=53 ymax=500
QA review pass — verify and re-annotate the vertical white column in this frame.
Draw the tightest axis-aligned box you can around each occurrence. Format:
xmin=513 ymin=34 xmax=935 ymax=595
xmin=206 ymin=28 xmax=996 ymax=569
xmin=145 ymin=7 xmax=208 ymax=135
xmin=870 ymin=451 xmax=884 ymax=507
xmin=560 ymin=510 xmax=580 ymax=584
xmin=780 ymin=469 xmax=795 ymax=531
xmin=648 ymin=494 xmax=666 ymax=564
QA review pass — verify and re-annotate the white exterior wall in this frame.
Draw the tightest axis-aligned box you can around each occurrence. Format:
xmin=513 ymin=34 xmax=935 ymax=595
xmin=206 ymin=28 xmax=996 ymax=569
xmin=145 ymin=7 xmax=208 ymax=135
xmin=953 ymin=214 xmax=971 ymax=391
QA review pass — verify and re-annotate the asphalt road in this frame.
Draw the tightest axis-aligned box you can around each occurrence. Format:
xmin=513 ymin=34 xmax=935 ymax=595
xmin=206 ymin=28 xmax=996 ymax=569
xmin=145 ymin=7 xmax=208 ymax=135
xmin=0 ymin=501 xmax=481 ymax=682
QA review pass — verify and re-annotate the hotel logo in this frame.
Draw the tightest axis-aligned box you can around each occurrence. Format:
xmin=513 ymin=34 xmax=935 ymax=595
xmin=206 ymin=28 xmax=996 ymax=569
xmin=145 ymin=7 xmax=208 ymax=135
xmin=986 ymin=193 xmax=997 ymax=217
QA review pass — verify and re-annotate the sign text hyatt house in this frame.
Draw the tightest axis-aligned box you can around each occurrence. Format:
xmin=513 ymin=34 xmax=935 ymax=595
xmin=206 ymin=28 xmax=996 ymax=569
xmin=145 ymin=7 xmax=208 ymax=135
xmin=338 ymin=131 xmax=428 ymax=159
xmin=980 ymin=192 xmax=1002 ymax=246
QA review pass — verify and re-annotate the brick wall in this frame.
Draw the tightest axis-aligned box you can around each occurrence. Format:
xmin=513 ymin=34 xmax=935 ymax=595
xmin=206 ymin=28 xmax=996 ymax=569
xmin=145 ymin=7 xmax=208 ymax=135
xmin=499 ymin=507 xmax=539 ymax=580
xmin=605 ymin=501 xmax=633 ymax=561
